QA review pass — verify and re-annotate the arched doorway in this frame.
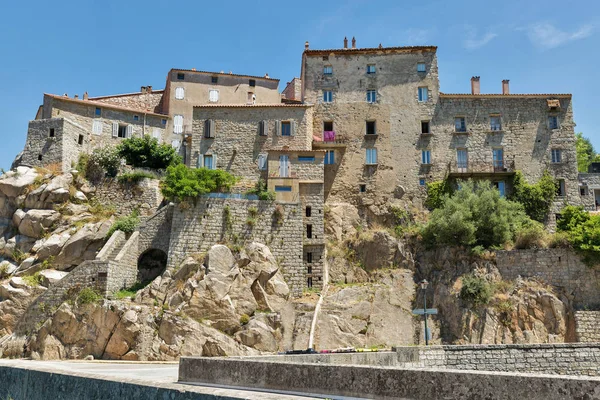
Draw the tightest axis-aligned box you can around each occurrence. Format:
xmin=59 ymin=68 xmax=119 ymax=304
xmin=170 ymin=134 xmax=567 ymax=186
xmin=137 ymin=248 xmax=168 ymax=284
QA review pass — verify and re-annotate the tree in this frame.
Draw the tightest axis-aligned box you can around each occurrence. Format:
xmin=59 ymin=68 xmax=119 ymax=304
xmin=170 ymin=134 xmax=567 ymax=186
xmin=161 ymin=164 xmax=238 ymax=202
xmin=576 ymin=133 xmax=600 ymax=173
xmin=509 ymin=171 xmax=556 ymax=223
xmin=117 ymin=135 xmax=182 ymax=170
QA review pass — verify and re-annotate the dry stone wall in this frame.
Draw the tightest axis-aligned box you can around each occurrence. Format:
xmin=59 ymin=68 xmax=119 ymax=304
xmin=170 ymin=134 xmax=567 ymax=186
xmin=575 ymin=311 xmax=600 ymax=342
xmin=92 ymin=178 xmax=163 ymax=217
xmin=90 ymin=91 xmax=165 ymax=114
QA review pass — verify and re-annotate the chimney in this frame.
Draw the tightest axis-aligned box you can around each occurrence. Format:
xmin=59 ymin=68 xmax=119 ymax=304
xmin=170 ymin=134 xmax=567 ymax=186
xmin=191 ymin=68 xmax=196 ymax=71
xmin=471 ymin=76 xmax=480 ymax=95
xmin=147 ymin=86 xmax=152 ymax=93
xmin=502 ymin=79 xmax=510 ymax=95
xmin=351 ymin=37 xmax=356 ymax=49
xmin=305 ymin=41 xmax=309 ymax=50
xmin=74 ymin=94 xmax=79 ymax=99
xmin=83 ymin=92 xmax=88 ymax=100
xmin=343 ymin=37 xmax=348 ymax=49
xmin=264 ymin=73 xmax=269 ymax=78
xmin=141 ymin=86 xmax=147 ymax=94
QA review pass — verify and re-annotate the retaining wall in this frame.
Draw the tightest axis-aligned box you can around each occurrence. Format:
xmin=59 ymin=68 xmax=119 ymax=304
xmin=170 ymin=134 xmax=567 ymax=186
xmin=575 ymin=311 xmax=600 ymax=343
xmin=93 ymin=177 xmax=163 ymax=217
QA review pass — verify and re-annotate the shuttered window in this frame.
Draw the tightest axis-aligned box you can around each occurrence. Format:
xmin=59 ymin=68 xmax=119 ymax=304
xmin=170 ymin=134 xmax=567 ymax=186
xmin=418 ymin=87 xmax=429 ymax=102
xmin=92 ymin=120 xmax=103 ymax=135
xmin=201 ymin=154 xmax=217 ymax=170
xmin=204 ymin=119 xmax=215 ymax=138
xmin=421 ymin=150 xmax=431 ymax=165
xmin=152 ymin=128 xmax=161 ymax=141
xmin=112 ymin=122 xmax=119 ymax=138
xmin=174 ymin=115 xmax=183 ymax=134
xmin=258 ymin=154 xmax=267 ymax=170
xmin=366 ymin=148 xmax=377 ymax=165
xmin=259 ymin=120 xmax=267 ymax=136
xmin=209 ymin=89 xmax=219 ymax=102
xmin=175 ymin=87 xmax=185 ymax=100
xmin=126 ymin=125 xmax=133 ymax=138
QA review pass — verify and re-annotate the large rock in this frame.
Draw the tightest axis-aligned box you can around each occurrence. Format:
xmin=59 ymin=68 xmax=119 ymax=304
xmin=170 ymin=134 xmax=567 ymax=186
xmin=206 ymin=245 xmax=235 ymax=274
xmin=2 ymin=235 xmax=37 ymax=257
xmin=18 ymin=209 xmax=61 ymax=239
xmin=0 ymin=195 xmax=17 ymax=218
xmin=54 ymin=219 xmax=113 ymax=269
xmin=24 ymin=173 xmax=73 ymax=209
xmin=0 ymin=277 xmax=46 ymax=336
xmin=354 ymin=230 xmax=399 ymax=270
xmin=325 ymin=203 xmax=360 ymax=242
xmin=0 ymin=167 xmax=38 ymax=198
xmin=32 ymin=232 xmax=71 ymax=260
xmin=38 ymin=269 xmax=68 ymax=286
xmin=0 ymin=260 xmax=18 ymax=277
xmin=234 ymin=318 xmax=279 ymax=352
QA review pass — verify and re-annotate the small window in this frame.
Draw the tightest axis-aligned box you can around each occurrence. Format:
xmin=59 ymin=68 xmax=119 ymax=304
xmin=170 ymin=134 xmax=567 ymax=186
xmin=455 ymin=117 xmax=467 ymax=132
xmin=421 ymin=150 xmax=431 ymax=165
xmin=259 ymin=120 xmax=267 ymax=136
xmin=203 ymin=155 xmax=214 ymax=170
xmin=306 ymin=252 xmax=313 ymax=263
xmin=204 ymin=119 xmax=215 ymax=138
xmin=118 ymin=124 xmax=128 ymax=138
xmin=323 ymin=90 xmax=333 ymax=103
xmin=490 ymin=116 xmax=501 ymax=131
xmin=417 ymin=63 xmax=426 ymax=72
xmin=580 ymin=187 xmax=586 ymax=196
xmin=307 ymin=277 xmax=313 ymax=288
xmin=323 ymin=121 xmax=333 ymax=131
xmin=323 ymin=65 xmax=333 ymax=75
xmin=322 ymin=56 xmax=329 ymax=61
xmin=493 ymin=148 xmax=504 ymax=169
xmin=275 ymin=185 xmax=292 ymax=192
xmin=551 ymin=149 xmax=562 ymax=163
xmin=78 ymin=134 xmax=84 ymax=145
xmin=38 ymin=154 xmax=42 ymax=161
xmin=367 ymin=64 xmax=376 ymax=74
xmin=177 ymin=72 xmax=185 ymax=80
xmin=366 ymin=90 xmax=377 ymax=103
xmin=366 ymin=121 xmax=376 ymax=135
xmin=92 ymin=120 xmax=103 ymax=135
xmin=419 ymin=179 xmax=426 ymax=186
xmin=175 ymin=87 xmax=185 ymax=100
xmin=209 ymin=89 xmax=219 ymax=102
xmin=306 ymin=224 xmax=313 ymax=239
xmin=281 ymin=121 xmax=291 ymax=136
xmin=258 ymin=154 xmax=267 ymax=170
xmin=161 ymin=119 xmax=167 ymax=125
xmin=249 ymin=79 xmax=256 ymax=87
xmin=298 ymin=156 xmax=315 ymax=163
xmin=549 ymin=116 xmax=559 ymax=129
xmin=306 ymin=206 xmax=312 ymax=217
xmin=95 ymin=107 xmax=102 ymax=116
xmin=49 ymin=128 xmax=55 ymax=138
xmin=307 ymin=265 xmax=313 ymax=273
xmin=325 ymin=150 xmax=335 ymax=165
xmin=418 ymin=87 xmax=429 ymax=102
xmin=133 ymin=115 xmax=139 ymax=121
xmin=211 ymin=76 xmax=218 ymax=84
xmin=557 ymin=179 xmax=566 ymax=197
xmin=366 ymin=148 xmax=378 ymax=165
xmin=421 ymin=121 xmax=430 ymax=134
xmin=359 ymin=184 xmax=366 ymax=192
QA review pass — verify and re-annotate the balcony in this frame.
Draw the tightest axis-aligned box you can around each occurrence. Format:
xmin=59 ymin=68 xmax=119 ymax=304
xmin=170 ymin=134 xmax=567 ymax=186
xmin=448 ymin=160 xmax=516 ymax=176
xmin=312 ymin=131 xmax=347 ymax=147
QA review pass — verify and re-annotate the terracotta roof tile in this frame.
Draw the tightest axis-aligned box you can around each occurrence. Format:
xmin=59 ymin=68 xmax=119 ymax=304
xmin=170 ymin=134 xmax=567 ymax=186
xmin=304 ymin=45 xmax=437 ymax=56
xmin=171 ymin=69 xmax=279 ymax=82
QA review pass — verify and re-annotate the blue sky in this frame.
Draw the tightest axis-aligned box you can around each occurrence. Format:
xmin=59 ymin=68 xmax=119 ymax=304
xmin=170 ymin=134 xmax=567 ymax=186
xmin=0 ymin=0 xmax=598 ymax=171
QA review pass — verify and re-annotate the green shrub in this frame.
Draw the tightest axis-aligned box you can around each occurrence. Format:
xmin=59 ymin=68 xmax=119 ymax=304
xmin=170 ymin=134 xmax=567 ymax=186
xmin=547 ymin=232 xmax=571 ymax=248
xmin=161 ymin=164 xmax=238 ymax=202
xmin=239 ymin=314 xmax=250 ymax=325
xmin=514 ymin=220 xmax=547 ymax=249
xmin=77 ymin=287 xmax=102 ymax=305
xmin=106 ymin=210 xmax=140 ymax=238
xmin=23 ymin=272 xmax=42 ymax=287
xmin=424 ymin=179 xmax=453 ymax=209
xmin=557 ymin=205 xmax=589 ymax=232
xmin=509 ymin=170 xmax=556 ymax=222
xmin=86 ymin=146 xmax=121 ymax=180
xmin=556 ymin=206 xmax=600 ymax=265
xmin=246 ymin=178 xmax=275 ymax=201
xmin=117 ymin=169 xmax=160 ymax=184
xmin=459 ymin=274 xmax=494 ymax=306
xmin=117 ymin=135 xmax=182 ymax=170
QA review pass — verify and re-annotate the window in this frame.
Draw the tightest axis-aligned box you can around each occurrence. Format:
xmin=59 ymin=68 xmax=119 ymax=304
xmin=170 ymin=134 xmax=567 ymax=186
xmin=38 ymin=154 xmax=42 ymax=161
xmin=152 ymin=128 xmax=161 ymax=141
xmin=211 ymin=76 xmax=218 ymax=84
xmin=112 ymin=123 xmax=132 ymax=138
xmin=117 ymin=124 xmax=128 ymax=138
xmin=274 ymin=185 xmax=292 ymax=192
xmin=95 ymin=107 xmax=102 ymax=116
xmin=133 ymin=115 xmax=139 ymax=122
xmin=306 ymin=206 xmax=312 ymax=217
xmin=279 ymin=155 xmax=289 ymax=177
xmin=177 ymin=72 xmax=185 ymax=80
xmin=307 ymin=277 xmax=313 ymax=288
xmin=204 ymin=119 xmax=215 ymax=138
xmin=323 ymin=65 xmax=333 ymax=75
xmin=549 ymin=116 xmax=559 ymax=129
xmin=455 ymin=117 xmax=466 ymax=132
xmin=418 ymin=87 xmax=429 ymax=102
xmin=281 ymin=121 xmax=291 ymax=136
xmin=490 ymin=116 xmax=501 ymax=131
xmin=324 ymin=121 xmax=333 ymax=131
xmin=551 ymin=149 xmax=562 ymax=163
xmin=419 ymin=179 xmax=426 ymax=186
xmin=175 ymin=87 xmax=185 ymax=100
xmin=259 ymin=120 xmax=268 ymax=136
xmin=298 ymin=156 xmax=315 ymax=163
xmin=161 ymin=119 xmax=167 ymax=125
xmin=557 ymin=179 xmax=566 ymax=197
xmin=306 ymin=252 xmax=313 ymax=263
xmin=421 ymin=121 xmax=430 ymax=134
xmin=209 ymin=89 xmax=219 ymax=102
xmin=323 ymin=90 xmax=333 ymax=103
xmin=366 ymin=90 xmax=377 ymax=103
xmin=92 ymin=120 xmax=103 ymax=135
xmin=366 ymin=148 xmax=378 ymax=165
xmin=203 ymin=155 xmax=214 ymax=170
xmin=417 ymin=63 xmax=426 ymax=72
xmin=171 ymin=139 xmax=180 ymax=149
xmin=494 ymin=181 xmax=506 ymax=197
xmin=493 ymin=148 xmax=504 ymax=169
xmin=247 ymin=92 xmax=255 ymax=104
xmin=366 ymin=120 xmax=376 ymax=135
xmin=580 ymin=187 xmax=587 ymax=196
xmin=78 ymin=134 xmax=84 ymax=145
xmin=457 ymin=149 xmax=468 ymax=169
xmin=367 ymin=64 xmax=376 ymax=74
xmin=174 ymin=115 xmax=183 ymax=134
xmin=421 ymin=150 xmax=431 ymax=165
xmin=306 ymin=224 xmax=313 ymax=239
xmin=322 ymin=56 xmax=329 ymax=61
xmin=249 ymin=79 xmax=256 ymax=87
xmin=49 ymin=128 xmax=55 ymax=138
xmin=359 ymin=184 xmax=366 ymax=192
xmin=325 ymin=150 xmax=335 ymax=165
xmin=258 ymin=154 xmax=267 ymax=170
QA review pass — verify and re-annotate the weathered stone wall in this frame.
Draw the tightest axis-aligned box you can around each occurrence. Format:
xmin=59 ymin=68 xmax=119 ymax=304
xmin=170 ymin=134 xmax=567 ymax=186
xmin=575 ymin=311 xmax=600 ymax=342
xmin=90 ymin=91 xmax=165 ymax=114
xmin=106 ymin=232 xmax=139 ymax=295
xmin=282 ymin=77 xmax=302 ymax=101
xmin=138 ymin=204 xmax=173 ymax=259
xmin=300 ymin=183 xmax=325 ymax=288
xmin=578 ymin=173 xmax=600 ymax=211
xmin=92 ymin=178 xmax=164 ymax=217
xmin=167 ymin=198 xmax=307 ymax=295
xmin=496 ymin=248 xmax=600 ymax=308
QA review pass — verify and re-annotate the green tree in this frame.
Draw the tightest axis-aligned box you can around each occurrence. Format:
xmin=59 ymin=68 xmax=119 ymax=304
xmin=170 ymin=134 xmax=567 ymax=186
xmin=509 ymin=171 xmax=556 ymax=222
xmin=424 ymin=178 xmax=454 ymax=209
xmin=117 ymin=135 xmax=182 ymax=170
xmin=576 ymin=133 xmax=597 ymax=173
xmin=161 ymin=164 xmax=238 ymax=202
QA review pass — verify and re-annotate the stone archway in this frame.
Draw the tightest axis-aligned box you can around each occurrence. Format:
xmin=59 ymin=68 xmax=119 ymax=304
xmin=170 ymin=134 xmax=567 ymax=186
xmin=137 ymin=248 xmax=168 ymax=284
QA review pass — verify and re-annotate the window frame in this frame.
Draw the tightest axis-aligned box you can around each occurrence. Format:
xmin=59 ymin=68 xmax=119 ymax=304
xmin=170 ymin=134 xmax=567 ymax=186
xmin=421 ymin=150 xmax=431 ymax=165
xmin=557 ymin=179 xmax=566 ymax=197
xmin=175 ymin=87 xmax=185 ymax=100
xmin=323 ymin=65 xmax=333 ymax=75
xmin=418 ymin=87 xmax=429 ymax=102
xmin=551 ymin=148 xmax=562 ymax=163
xmin=323 ymin=121 xmax=333 ymax=132
xmin=298 ymin=156 xmax=315 ymax=163
xmin=249 ymin=79 xmax=256 ymax=87
xmin=211 ymin=76 xmax=218 ymax=84
xmin=281 ymin=121 xmax=292 ymax=136
xmin=324 ymin=150 xmax=335 ymax=165
xmin=95 ymin=107 xmax=102 ymax=117
xmin=176 ymin=72 xmax=185 ymax=80
xmin=455 ymin=117 xmax=467 ymax=133
xmin=323 ymin=90 xmax=333 ymax=103
xmin=366 ymin=90 xmax=377 ymax=103
xmin=366 ymin=120 xmax=376 ymax=135
xmin=366 ymin=148 xmax=378 ymax=165
xmin=366 ymin=64 xmax=376 ymax=74
xmin=421 ymin=121 xmax=430 ymax=134
xmin=209 ymin=89 xmax=219 ymax=103
xmin=548 ymin=115 xmax=559 ymax=130
xmin=417 ymin=63 xmax=426 ymax=72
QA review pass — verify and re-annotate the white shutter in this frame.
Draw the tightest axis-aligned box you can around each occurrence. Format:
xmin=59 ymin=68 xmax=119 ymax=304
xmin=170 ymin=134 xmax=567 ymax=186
xmin=291 ymin=120 xmax=296 ymax=136
xmin=112 ymin=122 xmax=118 ymax=137
xmin=276 ymin=120 xmax=281 ymax=136
xmin=152 ymin=128 xmax=161 ymax=141
xmin=92 ymin=120 xmax=103 ymax=135
xmin=258 ymin=154 xmax=267 ymax=170
xmin=197 ymin=155 xmax=202 ymax=168
xmin=175 ymin=87 xmax=184 ymax=100
xmin=171 ymin=139 xmax=180 ymax=149
xmin=174 ymin=115 xmax=183 ymax=134
xmin=211 ymin=154 xmax=217 ymax=170
xmin=126 ymin=125 xmax=133 ymax=138
xmin=210 ymin=120 xmax=216 ymax=138
xmin=209 ymin=90 xmax=219 ymax=102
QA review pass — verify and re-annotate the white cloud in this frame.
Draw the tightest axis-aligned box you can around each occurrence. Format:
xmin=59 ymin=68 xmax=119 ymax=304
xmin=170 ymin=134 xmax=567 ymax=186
xmin=527 ymin=22 xmax=595 ymax=49
xmin=463 ymin=26 xmax=498 ymax=50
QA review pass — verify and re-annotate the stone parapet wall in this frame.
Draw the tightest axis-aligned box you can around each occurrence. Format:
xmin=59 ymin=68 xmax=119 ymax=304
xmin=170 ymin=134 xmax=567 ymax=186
xmin=137 ymin=204 xmax=173 ymax=258
xmin=496 ymin=248 xmax=600 ymax=308
xmin=575 ymin=311 xmax=600 ymax=342
xmin=92 ymin=178 xmax=163 ymax=217
xmin=106 ymin=232 xmax=139 ymax=295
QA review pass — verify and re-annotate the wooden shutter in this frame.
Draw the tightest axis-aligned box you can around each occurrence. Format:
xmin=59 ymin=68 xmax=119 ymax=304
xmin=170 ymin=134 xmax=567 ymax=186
xmin=204 ymin=120 xmax=210 ymax=138
xmin=290 ymin=120 xmax=296 ymax=136
xmin=152 ymin=128 xmax=161 ymax=141
xmin=126 ymin=125 xmax=133 ymax=138
xmin=259 ymin=120 xmax=267 ymax=136
xmin=276 ymin=120 xmax=281 ymax=136
xmin=258 ymin=154 xmax=267 ymax=170
xmin=112 ymin=122 xmax=118 ymax=137
xmin=210 ymin=120 xmax=216 ymax=138
xmin=211 ymin=154 xmax=217 ymax=170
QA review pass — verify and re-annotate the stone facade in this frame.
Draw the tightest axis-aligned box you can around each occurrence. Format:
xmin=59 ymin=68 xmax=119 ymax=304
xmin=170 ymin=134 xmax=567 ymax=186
xmin=575 ymin=311 xmax=600 ymax=342
xmin=282 ymin=77 xmax=302 ymax=101
xmin=92 ymin=177 xmax=164 ymax=217
xmin=90 ymin=89 xmax=164 ymax=114
xmin=578 ymin=173 xmax=600 ymax=211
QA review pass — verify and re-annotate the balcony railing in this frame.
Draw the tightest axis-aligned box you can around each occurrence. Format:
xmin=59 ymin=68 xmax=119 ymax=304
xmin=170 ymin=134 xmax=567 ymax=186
xmin=448 ymin=160 xmax=516 ymax=175
xmin=312 ymin=131 xmax=347 ymax=146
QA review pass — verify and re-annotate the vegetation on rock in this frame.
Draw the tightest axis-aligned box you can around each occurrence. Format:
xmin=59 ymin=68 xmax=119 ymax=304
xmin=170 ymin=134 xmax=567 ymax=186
xmin=117 ymin=169 xmax=161 ymax=184
xmin=245 ymin=178 xmax=275 ymax=201
xmin=117 ymin=135 xmax=182 ymax=170
xmin=556 ymin=205 xmax=600 ymax=265
xmin=459 ymin=273 xmax=494 ymax=307
xmin=106 ymin=210 xmax=140 ymax=238
xmin=161 ymin=164 xmax=237 ymax=202
xmin=76 ymin=287 xmax=102 ymax=305
xmin=424 ymin=178 xmax=453 ymax=210
xmin=84 ymin=147 xmax=121 ymax=180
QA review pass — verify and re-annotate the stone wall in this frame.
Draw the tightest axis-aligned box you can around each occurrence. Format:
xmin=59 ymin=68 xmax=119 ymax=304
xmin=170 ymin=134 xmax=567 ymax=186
xmin=138 ymin=204 xmax=173 ymax=258
xmin=282 ymin=77 xmax=302 ymax=101
xmin=106 ymin=232 xmax=139 ymax=295
xmin=496 ymin=248 xmax=600 ymax=308
xmin=92 ymin=178 xmax=164 ymax=217
xmin=575 ymin=311 xmax=600 ymax=342
xmin=167 ymin=198 xmax=307 ymax=294
xmin=90 ymin=91 xmax=165 ymax=114
xmin=578 ymin=173 xmax=600 ymax=211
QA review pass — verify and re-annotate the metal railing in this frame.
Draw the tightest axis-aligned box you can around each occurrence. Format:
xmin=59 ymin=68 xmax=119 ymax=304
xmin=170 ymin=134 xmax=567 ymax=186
xmin=448 ymin=159 xmax=516 ymax=174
